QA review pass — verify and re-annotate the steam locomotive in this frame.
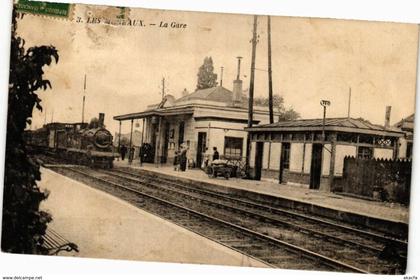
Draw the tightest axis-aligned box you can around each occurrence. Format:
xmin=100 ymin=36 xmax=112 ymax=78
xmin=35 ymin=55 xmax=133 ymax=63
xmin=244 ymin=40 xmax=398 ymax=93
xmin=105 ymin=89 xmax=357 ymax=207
xmin=25 ymin=113 xmax=115 ymax=168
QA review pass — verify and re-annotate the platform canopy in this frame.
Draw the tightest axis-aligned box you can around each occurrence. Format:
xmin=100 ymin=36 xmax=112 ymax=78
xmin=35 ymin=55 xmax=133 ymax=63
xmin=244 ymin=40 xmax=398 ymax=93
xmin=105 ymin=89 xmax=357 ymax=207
xmin=246 ymin=117 xmax=404 ymax=137
xmin=113 ymin=105 xmax=194 ymax=121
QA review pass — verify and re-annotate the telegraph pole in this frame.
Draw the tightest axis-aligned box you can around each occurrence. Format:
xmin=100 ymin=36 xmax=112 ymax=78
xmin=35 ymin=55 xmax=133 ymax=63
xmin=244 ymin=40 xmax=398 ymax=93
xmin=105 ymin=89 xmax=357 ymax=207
xmin=267 ymin=16 xmax=274 ymax=172
xmin=267 ymin=15 xmax=274 ymax=124
xmin=161 ymin=77 xmax=166 ymax=101
xmin=347 ymin=87 xmax=352 ymax=119
xmin=118 ymin=120 xmax=122 ymax=158
xmin=82 ymin=74 xmax=86 ymax=124
xmin=245 ymin=15 xmax=258 ymax=176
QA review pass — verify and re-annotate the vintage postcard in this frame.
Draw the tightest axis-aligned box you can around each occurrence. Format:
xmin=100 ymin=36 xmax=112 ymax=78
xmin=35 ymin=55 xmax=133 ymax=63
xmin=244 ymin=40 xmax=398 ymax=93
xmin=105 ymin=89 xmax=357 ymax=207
xmin=1 ymin=0 xmax=418 ymax=275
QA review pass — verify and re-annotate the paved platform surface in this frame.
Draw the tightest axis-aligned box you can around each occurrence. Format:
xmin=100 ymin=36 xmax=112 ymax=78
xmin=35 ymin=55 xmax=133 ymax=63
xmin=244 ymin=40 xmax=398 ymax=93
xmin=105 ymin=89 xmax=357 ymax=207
xmin=116 ymin=160 xmax=409 ymax=224
xmin=39 ymin=167 xmax=268 ymax=267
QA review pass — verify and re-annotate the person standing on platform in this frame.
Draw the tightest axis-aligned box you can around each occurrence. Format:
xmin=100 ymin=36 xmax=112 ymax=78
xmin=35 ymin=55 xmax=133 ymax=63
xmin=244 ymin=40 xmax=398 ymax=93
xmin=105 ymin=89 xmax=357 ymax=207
xmin=128 ymin=146 xmax=135 ymax=163
xmin=179 ymin=144 xmax=187 ymax=171
xmin=139 ymin=145 xmax=144 ymax=165
xmin=173 ymin=150 xmax=180 ymax=171
xmin=212 ymin=147 xmax=219 ymax=161
xmin=120 ymin=144 xmax=127 ymax=161
xmin=201 ymin=147 xmax=210 ymax=169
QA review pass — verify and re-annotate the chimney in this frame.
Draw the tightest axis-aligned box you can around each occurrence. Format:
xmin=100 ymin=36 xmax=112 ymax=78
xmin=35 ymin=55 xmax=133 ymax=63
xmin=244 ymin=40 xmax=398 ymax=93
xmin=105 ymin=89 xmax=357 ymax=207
xmin=384 ymin=106 xmax=391 ymax=128
xmin=98 ymin=113 xmax=105 ymax=128
xmin=232 ymin=56 xmax=243 ymax=106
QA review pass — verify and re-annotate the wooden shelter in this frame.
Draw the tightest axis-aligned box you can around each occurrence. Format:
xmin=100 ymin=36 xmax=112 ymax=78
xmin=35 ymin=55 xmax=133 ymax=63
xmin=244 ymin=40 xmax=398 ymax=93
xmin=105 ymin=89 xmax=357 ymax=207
xmin=246 ymin=117 xmax=405 ymax=191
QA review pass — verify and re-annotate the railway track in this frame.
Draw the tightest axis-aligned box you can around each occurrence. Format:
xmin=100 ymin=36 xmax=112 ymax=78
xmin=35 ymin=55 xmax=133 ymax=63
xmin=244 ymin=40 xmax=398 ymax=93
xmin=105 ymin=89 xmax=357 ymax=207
xmin=50 ymin=165 xmax=406 ymax=273
xmin=114 ymin=167 xmax=408 ymax=246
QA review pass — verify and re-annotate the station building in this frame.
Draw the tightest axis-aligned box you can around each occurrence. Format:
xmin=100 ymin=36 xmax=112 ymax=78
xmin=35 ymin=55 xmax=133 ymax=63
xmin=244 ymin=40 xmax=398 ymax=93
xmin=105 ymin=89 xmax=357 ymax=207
xmin=114 ymin=78 xmax=277 ymax=167
xmin=246 ymin=117 xmax=405 ymax=191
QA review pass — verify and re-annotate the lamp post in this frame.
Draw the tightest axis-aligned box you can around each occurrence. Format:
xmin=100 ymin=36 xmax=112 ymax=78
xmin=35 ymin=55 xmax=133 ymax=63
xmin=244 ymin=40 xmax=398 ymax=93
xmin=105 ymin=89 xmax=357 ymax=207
xmin=320 ymin=99 xmax=336 ymax=192
xmin=245 ymin=15 xmax=258 ymax=178
xmin=320 ymin=100 xmax=331 ymax=141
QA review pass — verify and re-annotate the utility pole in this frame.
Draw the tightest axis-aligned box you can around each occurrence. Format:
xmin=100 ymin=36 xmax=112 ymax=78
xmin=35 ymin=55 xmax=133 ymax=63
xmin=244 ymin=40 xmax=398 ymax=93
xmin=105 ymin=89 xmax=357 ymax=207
xmin=118 ymin=120 xmax=122 ymax=157
xmin=245 ymin=15 xmax=258 ymax=176
xmin=140 ymin=118 xmax=145 ymax=166
xmin=347 ymin=87 xmax=352 ymax=119
xmin=128 ymin=119 xmax=133 ymax=164
xmin=220 ymin=66 xmax=224 ymax=87
xmin=82 ymin=74 xmax=86 ymax=124
xmin=161 ymin=77 xmax=166 ymax=101
xmin=267 ymin=15 xmax=274 ymax=124
xmin=267 ymin=16 xmax=274 ymax=174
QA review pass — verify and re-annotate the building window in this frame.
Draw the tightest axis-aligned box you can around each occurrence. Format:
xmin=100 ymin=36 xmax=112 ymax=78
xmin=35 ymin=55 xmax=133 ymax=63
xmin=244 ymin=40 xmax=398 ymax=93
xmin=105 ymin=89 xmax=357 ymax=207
xmin=358 ymin=146 xmax=373 ymax=159
xmin=224 ymin=137 xmax=243 ymax=159
xmin=281 ymin=142 xmax=291 ymax=169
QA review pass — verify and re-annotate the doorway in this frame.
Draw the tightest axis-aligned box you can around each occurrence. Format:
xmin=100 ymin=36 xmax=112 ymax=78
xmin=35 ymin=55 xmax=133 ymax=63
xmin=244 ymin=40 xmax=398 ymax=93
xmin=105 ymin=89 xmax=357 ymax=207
xmin=254 ymin=142 xmax=264 ymax=180
xmin=310 ymin=143 xmax=323 ymax=189
xmin=196 ymin=132 xmax=207 ymax=168
xmin=279 ymin=142 xmax=290 ymax=183
xmin=178 ymin=121 xmax=185 ymax=147
xmin=161 ymin=123 xmax=170 ymax=163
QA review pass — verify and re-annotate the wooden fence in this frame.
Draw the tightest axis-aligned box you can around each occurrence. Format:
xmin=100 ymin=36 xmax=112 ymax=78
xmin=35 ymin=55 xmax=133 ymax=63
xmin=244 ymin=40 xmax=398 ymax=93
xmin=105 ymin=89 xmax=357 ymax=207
xmin=340 ymin=156 xmax=412 ymax=205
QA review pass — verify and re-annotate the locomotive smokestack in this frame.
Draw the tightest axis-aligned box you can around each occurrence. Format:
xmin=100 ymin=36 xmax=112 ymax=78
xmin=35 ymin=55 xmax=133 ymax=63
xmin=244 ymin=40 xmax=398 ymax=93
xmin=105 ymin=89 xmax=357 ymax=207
xmin=98 ymin=113 xmax=105 ymax=128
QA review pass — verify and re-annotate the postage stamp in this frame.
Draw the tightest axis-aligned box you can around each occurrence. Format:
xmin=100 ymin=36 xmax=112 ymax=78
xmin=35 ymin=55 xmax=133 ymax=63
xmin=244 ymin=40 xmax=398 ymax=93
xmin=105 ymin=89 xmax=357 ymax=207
xmin=15 ymin=0 xmax=74 ymax=20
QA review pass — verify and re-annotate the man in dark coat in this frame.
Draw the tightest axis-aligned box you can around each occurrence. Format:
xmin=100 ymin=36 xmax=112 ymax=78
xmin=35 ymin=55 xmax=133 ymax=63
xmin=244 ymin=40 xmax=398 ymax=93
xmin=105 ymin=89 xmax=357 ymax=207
xmin=212 ymin=147 xmax=219 ymax=161
xmin=179 ymin=145 xmax=188 ymax=171
xmin=120 ymin=144 xmax=127 ymax=161
xmin=129 ymin=146 xmax=135 ymax=163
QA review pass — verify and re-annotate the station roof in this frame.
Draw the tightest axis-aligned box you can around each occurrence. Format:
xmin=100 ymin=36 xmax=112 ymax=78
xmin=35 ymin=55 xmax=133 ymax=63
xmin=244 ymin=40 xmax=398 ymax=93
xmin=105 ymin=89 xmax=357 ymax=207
xmin=113 ymin=106 xmax=194 ymax=121
xmin=246 ymin=117 xmax=404 ymax=137
xmin=175 ymin=86 xmax=245 ymax=106
xmin=113 ymin=85 xmax=272 ymax=121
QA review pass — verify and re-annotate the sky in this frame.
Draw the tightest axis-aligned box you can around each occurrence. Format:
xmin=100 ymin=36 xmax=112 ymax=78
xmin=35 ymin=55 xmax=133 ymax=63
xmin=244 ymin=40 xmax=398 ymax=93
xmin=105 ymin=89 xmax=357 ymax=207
xmin=15 ymin=3 xmax=419 ymax=135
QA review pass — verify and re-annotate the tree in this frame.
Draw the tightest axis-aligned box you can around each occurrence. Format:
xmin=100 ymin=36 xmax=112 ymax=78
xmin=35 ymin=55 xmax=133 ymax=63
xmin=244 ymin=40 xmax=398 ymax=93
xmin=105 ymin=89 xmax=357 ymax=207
xmin=243 ymin=93 xmax=301 ymax=121
xmin=196 ymin=56 xmax=218 ymax=90
xmin=253 ymin=94 xmax=284 ymax=108
xmin=1 ymin=11 xmax=59 ymax=254
xmin=279 ymin=108 xmax=300 ymax=121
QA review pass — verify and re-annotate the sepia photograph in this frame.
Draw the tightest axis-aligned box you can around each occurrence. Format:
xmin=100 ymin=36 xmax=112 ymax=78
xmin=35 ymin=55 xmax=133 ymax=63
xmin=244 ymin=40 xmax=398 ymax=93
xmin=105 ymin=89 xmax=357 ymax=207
xmin=1 ymin=0 xmax=419 ymax=276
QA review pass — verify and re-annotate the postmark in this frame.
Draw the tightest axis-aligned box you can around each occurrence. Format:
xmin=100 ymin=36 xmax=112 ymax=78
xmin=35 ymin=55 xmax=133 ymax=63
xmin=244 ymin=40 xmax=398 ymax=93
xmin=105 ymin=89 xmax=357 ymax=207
xmin=15 ymin=0 xmax=74 ymax=21
xmin=82 ymin=5 xmax=131 ymax=26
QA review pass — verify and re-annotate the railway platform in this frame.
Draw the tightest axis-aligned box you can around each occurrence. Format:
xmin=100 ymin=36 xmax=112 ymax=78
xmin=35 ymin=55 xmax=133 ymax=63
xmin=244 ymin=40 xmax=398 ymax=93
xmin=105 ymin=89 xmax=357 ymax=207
xmin=38 ymin=167 xmax=268 ymax=267
xmin=115 ymin=160 xmax=409 ymax=236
